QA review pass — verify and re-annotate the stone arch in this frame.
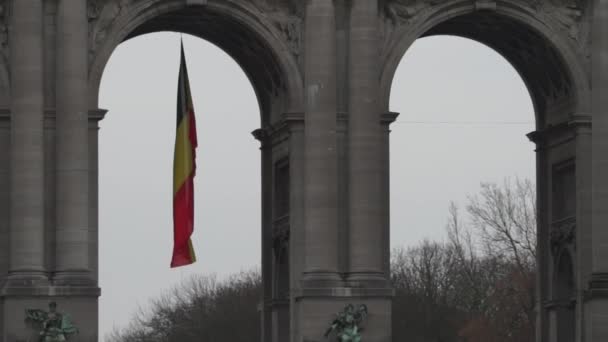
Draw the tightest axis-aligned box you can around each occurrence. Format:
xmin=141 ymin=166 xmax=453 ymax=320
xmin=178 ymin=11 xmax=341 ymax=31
xmin=380 ymin=1 xmax=591 ymax=127
xmin=88 ymin=0 xmax=304 ymax=125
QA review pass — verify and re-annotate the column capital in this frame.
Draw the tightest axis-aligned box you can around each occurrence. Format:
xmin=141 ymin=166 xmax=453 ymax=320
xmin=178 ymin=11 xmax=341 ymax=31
xmin=381 ymin=111 xmax=400 ymax=125
xmin=526 ymin=121 xmax=569 ymax=146
xmin=252 ymin=127 xmax=270 ymax=144
xmin=89 ymin=108 xmax=109 ymax=122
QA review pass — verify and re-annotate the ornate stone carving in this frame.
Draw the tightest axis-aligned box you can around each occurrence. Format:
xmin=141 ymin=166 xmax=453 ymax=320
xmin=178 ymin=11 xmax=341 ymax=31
xmin=248 ymin=0 xmax=303 ymax=57
xmin=272 ymin=216 xmax=290 ymax=259
xmin=382 ymin=0 xmax=589 ymax=46
xmin=88 ymin=0 xmax=131 ymax=61
xmin=383 ymin=0 xmax=442 ymax=26
xmin=550 ymin=218 xmax=576 ymax=257
xmin=272 ymin=15 xmax=302 ymax=56
xmin=534 ymin=0 xmax=588 ymax=43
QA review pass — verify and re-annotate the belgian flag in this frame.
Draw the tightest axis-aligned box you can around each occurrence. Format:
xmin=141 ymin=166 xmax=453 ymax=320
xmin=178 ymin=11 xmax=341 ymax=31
xmin=171 ymin=41 xmax=197 ymax=268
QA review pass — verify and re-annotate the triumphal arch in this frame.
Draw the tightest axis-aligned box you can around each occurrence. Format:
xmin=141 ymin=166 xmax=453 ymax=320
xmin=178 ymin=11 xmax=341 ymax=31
xmin=0 ymin=0 xmax=606 ymax=341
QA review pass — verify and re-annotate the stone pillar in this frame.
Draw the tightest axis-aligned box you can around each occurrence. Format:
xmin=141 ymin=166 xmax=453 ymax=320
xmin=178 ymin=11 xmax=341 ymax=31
xmin=529 ymin=130 xmax=550 ymax=342
xmin=588 ymin=1 xmax=608 ymax=341
xmin=570 ymin=115 xmax=592 ymax=342
xmin=347 ymin=0 xmax=386 ymax=284
xmin=286 ymin=112 xmax=305 ymax=342
xmin=253 ymin=128 xmax=273 ymax=342
xmin=54 ymin=0 xmax=91 ymax=282
xmin=0 ymin=109 xmax=10 ymax=280
xmin=381 ymin=112 xmax=398 ymax=276
xmin=302 ymin=0 xmax=340 ymax=284
xmin=89 ymin=110 xmax=107 ymax=283
xmin=7 ymin=0 xmax=46 ymax=282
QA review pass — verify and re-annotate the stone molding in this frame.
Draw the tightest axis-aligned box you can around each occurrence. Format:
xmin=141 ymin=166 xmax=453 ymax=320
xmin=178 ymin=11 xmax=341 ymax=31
xmin=0 ymin=108 xmax=108 ymax=121
xmin=294 ymin=287 xmax=395 ymax=300
xmin=1 ymin=284 xmax=101 ymax=298
xmin=585 ymin=273 xmax=608 ymax=300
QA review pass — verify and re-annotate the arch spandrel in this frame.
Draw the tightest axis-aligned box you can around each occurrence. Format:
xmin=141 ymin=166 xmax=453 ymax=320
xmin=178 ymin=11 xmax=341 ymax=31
xmin=380 ymin=0 xmax=592 ymax=127
xmin=87 ymin=0 xmax=305 ymax=125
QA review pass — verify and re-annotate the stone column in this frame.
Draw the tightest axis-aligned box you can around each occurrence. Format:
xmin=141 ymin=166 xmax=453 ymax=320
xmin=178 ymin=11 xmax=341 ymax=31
xmin=286 ymin=112 xmax=304 ymax=342
xmin=302 ymin=0 xmax=340 ymax=284
xmin=381 ymin=112 xmax=398 ymax=276
xmin=89 ymin=110 xmax=108 ymax=283
xmin=591 ymin=0 xmax=608 ymax=281
xmin=253 ymin=128 xmax=273 ymax=342
xmin=0 ymin=110 xmax=10 ymax=279
xmin=55 ymin=0 xmax=91 ymax=282
xmin=528 ymin=130 xmax=549 ymax=342
xmin=588 ymin=1 xmax=608 ymax=341
xmin=347 ymin=0 xmax=385 ymax=284
xmin=570 ymin=115 xmax=592 ymax=342
xmin=7 ymin=0 xmax=46 ymax=281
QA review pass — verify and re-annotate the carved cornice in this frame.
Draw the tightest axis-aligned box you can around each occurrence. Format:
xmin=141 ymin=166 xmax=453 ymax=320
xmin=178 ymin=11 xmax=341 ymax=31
xmin=568 ymin=113 xmax=592 ymax=135
xmin=381 ymin=111 xmax=400 ymax=125
xmin=526 ymin=121 xmax=570 ymax=146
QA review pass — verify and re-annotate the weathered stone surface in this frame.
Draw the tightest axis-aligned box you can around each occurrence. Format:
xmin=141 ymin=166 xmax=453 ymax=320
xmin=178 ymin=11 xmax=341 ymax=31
xmin=1 ymin=1 xmax=605 ymax=341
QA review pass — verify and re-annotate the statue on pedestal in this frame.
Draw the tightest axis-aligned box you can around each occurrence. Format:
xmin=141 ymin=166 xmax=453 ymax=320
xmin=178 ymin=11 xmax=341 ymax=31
xmin=26 ymin=302 xmax=78 ymax=342
xmin=324 ymin=304 xmax=368 ymax=342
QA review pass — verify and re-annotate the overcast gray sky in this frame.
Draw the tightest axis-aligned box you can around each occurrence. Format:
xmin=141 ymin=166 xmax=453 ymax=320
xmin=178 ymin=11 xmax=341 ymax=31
xmin=98 ymin=33 xmax=534 ymax=338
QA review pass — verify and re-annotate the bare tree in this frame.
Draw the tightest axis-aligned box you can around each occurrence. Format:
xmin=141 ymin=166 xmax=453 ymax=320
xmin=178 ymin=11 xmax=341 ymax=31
xmin=454 ymin=177 xmax=537 ymax=342
xmin=466 ymin=178 xmax=536 ymax=273
xmin=106 ymin=270 xmax=261 ymax=342
xmin=392 ymin=177 xmax=537 ymax=342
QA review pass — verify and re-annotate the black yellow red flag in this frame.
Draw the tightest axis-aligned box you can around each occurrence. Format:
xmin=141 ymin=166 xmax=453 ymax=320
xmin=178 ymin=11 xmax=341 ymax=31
xmin=171 ymin=41 xmax=197 ymax=268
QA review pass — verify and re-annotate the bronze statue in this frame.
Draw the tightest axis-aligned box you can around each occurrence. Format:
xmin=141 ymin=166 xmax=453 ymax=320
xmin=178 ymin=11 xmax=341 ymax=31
xmin=26 ymin=302 xmax=78 ymax=342
xmin=324 ymin=304 xmax=368 ymax=342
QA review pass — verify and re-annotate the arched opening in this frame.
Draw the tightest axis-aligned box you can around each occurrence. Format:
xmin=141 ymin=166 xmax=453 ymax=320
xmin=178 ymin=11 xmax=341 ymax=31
xmin=385 ymin=7 xmax=584 ymax=342
xmin=390 ymin=35 xmax=535 ymax=245
xmin=97 ymin=32 xmax=261 ymax=336
xmin=89 ymin=3 xmax=303 ymax=339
